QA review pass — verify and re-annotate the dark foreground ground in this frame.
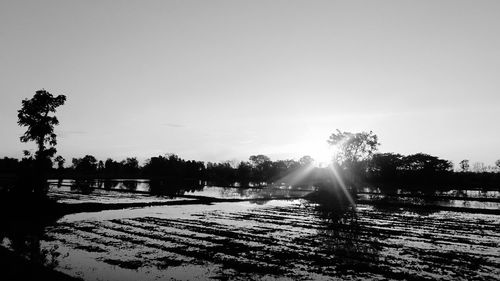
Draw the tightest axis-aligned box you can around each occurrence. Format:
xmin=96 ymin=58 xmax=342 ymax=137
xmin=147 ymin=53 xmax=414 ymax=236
xmin=0 ymin=246 xmax=80 ymax=281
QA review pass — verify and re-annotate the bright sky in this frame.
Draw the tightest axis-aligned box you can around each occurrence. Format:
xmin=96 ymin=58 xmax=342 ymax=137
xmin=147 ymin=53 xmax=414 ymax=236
xmin=1 ymin=0 xmax=499 ymax=166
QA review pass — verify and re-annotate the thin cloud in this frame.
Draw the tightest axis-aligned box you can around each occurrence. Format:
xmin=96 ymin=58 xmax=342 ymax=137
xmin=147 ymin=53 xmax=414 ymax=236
xmin=162 ymin=123 xmax=185 ymax=128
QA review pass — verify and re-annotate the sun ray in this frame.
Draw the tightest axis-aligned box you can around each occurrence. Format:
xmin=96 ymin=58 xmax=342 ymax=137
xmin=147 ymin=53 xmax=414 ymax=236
xmin=328 ymin=164 xmax=356 ymax=206
xmin=274 ymin=164 xmax=315 ymax=187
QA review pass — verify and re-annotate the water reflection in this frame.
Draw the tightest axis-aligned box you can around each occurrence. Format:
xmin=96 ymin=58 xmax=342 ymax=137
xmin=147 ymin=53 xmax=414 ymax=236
xmin=0 ymin=212 xmax=64 ymax=270
xmin=148 ymin=179 xmax=203 ymax=197
xmin=357 ymin=186 xmax=500 ymax=211
xmin=46 ymin=179 xmax=500 ymax=211
xmin=121 ymin=180 xmax=138 ymax=191
xmin=298 ymin=196 xmax=384 ymax=277
xmin=71 ymin=179 xmax=95 ymax=195
xmin=47 ymin=179 xmax=315 ymax=201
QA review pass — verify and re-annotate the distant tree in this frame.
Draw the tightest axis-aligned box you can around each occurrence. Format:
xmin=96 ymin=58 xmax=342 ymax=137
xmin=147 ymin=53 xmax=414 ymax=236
xmin=271 ymin=159 xmax=301 ymax=182
xmin=54 ymin=155 xmax=65 ymax=170
xmin=72 ymin=155 xmax=98 ymax=174
xmin=206 ymin=162 xmax=236 ymax=185
xmin=249 ymin=155 xmax=273 ymax=184
xmin=472 ymin=162 xmax=487 ymax=173
xmin=299 ymin=155 xmax=315 ymax=167
xmin=459 ymin=160 xmax=470 ymax=172
xmin=17 ymin=89 xmax=66 ymax=196
xmin=122 ymin=157 xmax=139 ymax=175
xmin=104 ymin=158 xmax=121 ymax=175
xmin=249 ymin=155 xmax=271 ymax=167
xmin=236 ymin=161 xmax=253 ymax=185
xmin=0 ymin=157 xmax=20 ymax=174
xmin=97 ymin=160 xmax=104 ymax=173
xmin=367 ymin=153 xmax=403 ymax=177
xmin=495 ymin=160 xmax=500 ymax=172
xmin=401 ymin=153 xmax=452 ymax=173
xmin=327 ymin=130 xmax=379 ymax=167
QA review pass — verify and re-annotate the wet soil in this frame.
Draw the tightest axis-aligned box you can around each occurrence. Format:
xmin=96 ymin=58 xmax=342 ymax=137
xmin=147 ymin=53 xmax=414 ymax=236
xmin=32 ymin=200 xmax=500 ymax=280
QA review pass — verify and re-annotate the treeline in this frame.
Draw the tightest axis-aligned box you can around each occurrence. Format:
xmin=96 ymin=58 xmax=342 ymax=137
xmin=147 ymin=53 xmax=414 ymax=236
xmin=362 ymin=153 xmax=500 ymax=188
xmin=1 ymin=152 xmax=500 ymax=190
xmin=0 ymin=154 xmax=319 ymax=188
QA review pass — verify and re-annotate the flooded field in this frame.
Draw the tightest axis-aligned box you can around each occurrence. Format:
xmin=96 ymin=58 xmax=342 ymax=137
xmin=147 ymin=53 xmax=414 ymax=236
xmin=46 ymin=179 xmax=314 ymax=204
xmin=1 ymin=181 xmax=499 ymax=280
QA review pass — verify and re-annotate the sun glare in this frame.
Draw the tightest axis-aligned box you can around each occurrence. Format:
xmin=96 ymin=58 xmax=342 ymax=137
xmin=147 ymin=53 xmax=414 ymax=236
xmin=305 ymin=142 xmax=334 ymax=167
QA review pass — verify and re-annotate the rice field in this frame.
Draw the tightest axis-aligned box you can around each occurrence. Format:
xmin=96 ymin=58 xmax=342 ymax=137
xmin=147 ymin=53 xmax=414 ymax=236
xmin=1 ymin=184 xmax=499 ymax=280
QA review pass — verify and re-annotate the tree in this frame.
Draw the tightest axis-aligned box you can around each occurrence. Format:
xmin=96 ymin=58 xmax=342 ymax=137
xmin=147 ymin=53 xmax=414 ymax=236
xmin=72 ymin=155 xmax=98 ymax=174
xmin=54 ymin=155 xmax=65 ymax=170
xmin=459 ymin=159 xmax=470 ymax=172
xmin=249 ymin=155 xmax=273 ymax=184
xmin=122 ymin=157 xmax=139 ymax=175
xmin=472 ymin=162 xmax=487 ymax=173
xmin=299 ymin=155 xmax=315 ymax=167
xmin=327 ymin=130 xmax=379 ymax=167
xmin=17 ymin=89 xmax=66 ymax=196
xmin=236 ymin=161 xmax=253 ymax=185
xmin=367 ymin=153 xmax=403 ymax=178
xmin=400 ymin=153 xmax=452 ymax=173
xmin=18 ymin=90 xmax=66 ymax=160
xmin=495 ymin=159 xmax=500 ymax=172
xmin=249 ymin=155 xmax=271 ymax=167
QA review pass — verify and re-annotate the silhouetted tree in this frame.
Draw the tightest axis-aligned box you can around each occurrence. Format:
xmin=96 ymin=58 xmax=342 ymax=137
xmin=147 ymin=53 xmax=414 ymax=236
xmin=459 ymin=159 xmax=470 ymax=172
xmin=206 ymin=162 xmax=236 ymax=186
xmin=400 ymin=153 xmax=452 ymax=173
xmin=17 ymin=89 xmax=66 ymax=196
xmin=97 ymin=160 xmax=104 ymax=173
xmin=0 ymin=157 xmax=19 ymax=174
xmin=367 ymin=153 xmax=403 ymax=179
xmin=54 ymin=155 xmax=65 ymax=170
xmin=72 ymin=155 xmax=98 ymax=174
xmin=143 ymin=154 xmax=205 ymax=181
xmin=236 ymin=161 xmax=253 ymax=186
xmin=122 ymin=157 xmax=140 ymax=175
xmin=249 ymin=155 xmax=273 ymax=184
xmin=18 ymin=90 xmax=66 ymax=160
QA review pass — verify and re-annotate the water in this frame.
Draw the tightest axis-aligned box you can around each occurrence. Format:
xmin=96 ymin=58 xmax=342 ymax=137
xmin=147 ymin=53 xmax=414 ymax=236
xmin=1 ymin=180 xmax=499 ymax=280
xmin=46 ymin=179 xmax=314 ymax=204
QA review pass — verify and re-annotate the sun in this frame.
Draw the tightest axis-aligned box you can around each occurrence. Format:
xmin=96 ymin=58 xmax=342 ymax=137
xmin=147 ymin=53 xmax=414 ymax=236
xmin=293 ymin=131 xmax=340 ymax=167
xmin=301 ymin=142 xmax=334 ymax=167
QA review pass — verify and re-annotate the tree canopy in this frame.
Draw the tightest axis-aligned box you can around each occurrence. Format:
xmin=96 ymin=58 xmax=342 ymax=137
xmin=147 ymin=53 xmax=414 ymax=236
xmin=327 ymin=130 xmax=379 ymax=166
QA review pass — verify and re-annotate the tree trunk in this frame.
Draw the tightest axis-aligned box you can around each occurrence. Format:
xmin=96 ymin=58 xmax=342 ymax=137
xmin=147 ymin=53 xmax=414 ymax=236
xmin=34 ymin=137 xmax=47 ymax=197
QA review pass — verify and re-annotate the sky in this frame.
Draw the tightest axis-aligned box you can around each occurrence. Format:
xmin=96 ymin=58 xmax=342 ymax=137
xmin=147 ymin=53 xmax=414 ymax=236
xmin=1 ymin=0 xmax=499 ymax=166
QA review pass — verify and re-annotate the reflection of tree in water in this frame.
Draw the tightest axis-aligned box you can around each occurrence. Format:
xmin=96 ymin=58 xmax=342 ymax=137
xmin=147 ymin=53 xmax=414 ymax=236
xmin=121 ymin=180 xmax=138 ymax=191
xmin=219 ymin=186 xmax=290 ymax=200
xmin=216 ymin=187 xmax=253 ymax=199
xmin=304 ymin=192 xmax=382 ymax=276
xmin=70 ymin=179 xmax=95 ymax=194
xmin=56 ymin=178 xmax=63 ymax=189
xmin=148 ymin=179 xmax=203 ymax=197
xmin=102 ymin=179 xmax=115 ymax=190
xmin=0 ymin=214 xmax=64 ymax=270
